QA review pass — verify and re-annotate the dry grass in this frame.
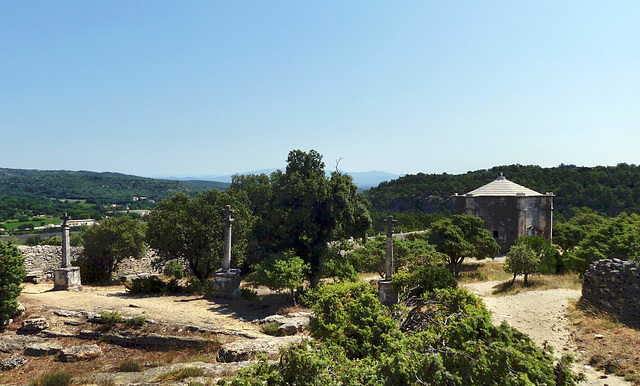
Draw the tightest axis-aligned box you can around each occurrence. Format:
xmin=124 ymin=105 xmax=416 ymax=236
xmin=491 ymin=273 xmax=582 ymax=295
xmin=458 ymin=258 xmax=512 ymax=282
xmin=568 ymin=299 xmax=640 ymax=384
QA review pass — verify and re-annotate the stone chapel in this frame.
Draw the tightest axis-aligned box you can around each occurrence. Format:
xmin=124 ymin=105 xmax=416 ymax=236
xmin=451 ymin=175 xmax=554 ymax=253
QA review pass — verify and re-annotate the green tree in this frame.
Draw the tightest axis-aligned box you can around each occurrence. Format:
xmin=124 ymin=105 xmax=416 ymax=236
xmin=82 ymin=216 xmax=147 ymax=281
xmin=515 ymin=235 xmax=561 ymax=273
xmin=0 ymin=240 xmax=26 ymax=320
xmin=428 ymin=214 xmax=499 ymax=276
xmin=504 ymin=243 xmax=539 ymax=284
xmin=256 ymin=253 xmax=308 ymax=305
xmin=146 ymin=190 xmax=253 ymax=280
xmin=248 ymin=150 xmax=371 ymax=285
xmin=567 ymin=213 xmax=640 ymax=273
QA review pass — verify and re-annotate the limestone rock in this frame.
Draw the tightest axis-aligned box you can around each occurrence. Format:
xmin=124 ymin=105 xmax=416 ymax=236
xmin=58 ymin=344 xmax=102 ymax=362
xmin=25 ymin=343 xmax=63 ymax=357
xmin=0 ymin=355 xmax=27 ymax=371
xmin=217 ymin=335 xmax=304 ymax=363
xmin=13 ymin=302 xmax=26 ymax=317
xmin=19 ymin=318 xmax=50 ymax=333
xmin=255 ymin=314 xmax=310 ymax=336
xmin=0 ymin=335 xmax=43 ymax=353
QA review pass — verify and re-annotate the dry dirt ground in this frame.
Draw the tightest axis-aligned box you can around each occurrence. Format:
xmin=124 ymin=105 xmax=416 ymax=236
xmin=18 ymin=283 xmax=268 ymax=338
xmin=464 ymin=280 xmax=631 ymax=386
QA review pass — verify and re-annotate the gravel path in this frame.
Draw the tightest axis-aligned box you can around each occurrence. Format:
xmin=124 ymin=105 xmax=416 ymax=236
xmin=464 ymin=281 xmax=630 ymax=386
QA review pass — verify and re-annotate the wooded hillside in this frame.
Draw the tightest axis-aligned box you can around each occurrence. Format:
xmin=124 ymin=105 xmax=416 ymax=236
xmin=365 ymin=163 xmax=640 ymax=216
xmin=0 ymin=168 xmax=228 ymax=202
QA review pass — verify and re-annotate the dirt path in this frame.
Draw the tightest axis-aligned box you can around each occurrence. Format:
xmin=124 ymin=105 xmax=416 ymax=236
xmin=464 ymin=281 xmax=630 ymax=386
xmin=19 ymin=283 xmax=266 ymax=338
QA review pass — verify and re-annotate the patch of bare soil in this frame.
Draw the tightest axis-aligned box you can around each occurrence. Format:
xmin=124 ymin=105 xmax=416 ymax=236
xmin=464 ymin=280 xmax=632 ymax=386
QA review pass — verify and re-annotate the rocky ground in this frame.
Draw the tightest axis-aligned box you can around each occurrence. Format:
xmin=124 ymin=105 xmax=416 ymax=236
xmin=0 ymin=283 xmax=311 ymax=385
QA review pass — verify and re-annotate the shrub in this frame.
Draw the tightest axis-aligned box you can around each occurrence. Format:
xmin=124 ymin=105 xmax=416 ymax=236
xmin=240 ymin=287 xmax=258 ymax=301
xmin=185 ymin=277 xmax=215 ymax=296
xmin=29 ymin=371 xmax=73 ymax=386
xmin=256 ymin=253 xmax=308 ymax=305
xmin=261 ymin=322 xmax=282 ymax=336
xmin=100 ymin=310 xmax=123 ymax=328
xmin=125 ymin=316 xmax=146 ymax=329
xmin=73 ymin=254 xmax=111 ymax=284
xmin=164 ymin=259 xmax=185 ymax=279
xmin=393 ymin=265 xmax=457 ymax=299
xmin=306 ymin=281 xmax=399 ymax=359
xmin=125 ymin=276 xmax=170 ymax=294
xmin=0 ymin=240 xmax=26 ymax=320
xmin=118 ymin=359 xmax=142 ymax=372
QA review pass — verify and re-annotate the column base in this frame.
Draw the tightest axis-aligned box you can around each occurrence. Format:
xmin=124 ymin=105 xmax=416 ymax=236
xmin=378 ymin=280 xmax=398 ymax=306
xmin=211 ymin=269 xmax=241 ymax=299
xmin=53 ymin=267 xmax=83 ymax=291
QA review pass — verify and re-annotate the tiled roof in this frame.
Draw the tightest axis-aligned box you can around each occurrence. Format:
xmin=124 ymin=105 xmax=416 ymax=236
xmin=464 ymin=175 xmax=543 ymax=197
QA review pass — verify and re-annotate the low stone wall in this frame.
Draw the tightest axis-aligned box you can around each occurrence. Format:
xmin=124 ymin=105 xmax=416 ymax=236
xmin=17 ymin=245 xmax=160 ymax=278
xmin=582 ymin=258 xmax=640 ymax=321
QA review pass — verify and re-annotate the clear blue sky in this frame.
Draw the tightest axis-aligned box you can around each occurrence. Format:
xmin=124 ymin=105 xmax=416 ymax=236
xmin=1 ymin=1 xmax=639 ymax=177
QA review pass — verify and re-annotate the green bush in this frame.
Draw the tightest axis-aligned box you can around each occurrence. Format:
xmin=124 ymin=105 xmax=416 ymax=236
xmin=164 ymin=259 xmax=185 ymax=279
xmin=185 ymin=277 xmax=215 ymax=296
xmin=392 ymin=265 xmax=457 ymax=299
xmin=241 ymin=287 xmax=258 ymax=301
xmin=29 ymin=371 xmax=73 ymax=386
xmin=100 ymin=310 xmax=123 ymax=328
xmin=261 ymin=322 xmax=282 ymax=336
xmin=227 ymin=287 xmax=581 ymax=386
xmin=126 ymin=276 xmax=169 ymax=294
xmin=0 ymin=240 xmax=26 ymax=320
xmin=73 ymin=254 xmax=111 ymax=284
xmin=306 ymin=281 xmax=399 ymax=359
xmin=125 ymin=316 xmax=147 ymax=329
xmin=118 ymin=359 xmax=142 ymax=372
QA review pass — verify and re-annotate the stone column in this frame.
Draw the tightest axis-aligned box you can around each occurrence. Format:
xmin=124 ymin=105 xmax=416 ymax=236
xmin=53 ymin=213 xmax=82 ymax=291
xmin=222 ymin=205 xmax=234 ymax=271
xmin=378 ymin=216 xmax=398 ymax=306
xmin=211 ymin=205 xmax=240 ymax=298
xmin=61 ymin=213 xmax=71 ymax=268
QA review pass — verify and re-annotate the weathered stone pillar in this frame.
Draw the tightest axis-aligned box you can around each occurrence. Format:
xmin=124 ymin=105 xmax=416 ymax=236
xmin=378 ymin=216 xmax=398 ymax=306
xmin=212 ymin=206 xmax=240 ymax=298
xmin=53 ymin=213 xmax=82 ymax=291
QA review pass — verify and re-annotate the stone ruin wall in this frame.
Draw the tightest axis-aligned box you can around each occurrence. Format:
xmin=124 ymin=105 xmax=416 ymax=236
xmin=582 ymin=258 xmax=640 ymax=321
xmin=17 ymin=245 xmax=161 ymax=279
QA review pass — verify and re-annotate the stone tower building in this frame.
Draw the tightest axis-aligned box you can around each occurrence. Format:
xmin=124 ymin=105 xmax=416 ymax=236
xmin=451 ymin=175 xmax=554 ymax=253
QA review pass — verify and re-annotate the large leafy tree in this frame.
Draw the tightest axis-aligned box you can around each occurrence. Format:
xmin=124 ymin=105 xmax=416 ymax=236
xmin=428 ymin=214 xmax=499 ymax=276
xmin=146 ymin=189 xmax=253 ymax=280
xmin=82 ymin=215 xmax=147 ymax=280
xmin=0 ymin=240 xmax=26 ymax=320
xmin=248 ymin=150 xmax=371 ymax=285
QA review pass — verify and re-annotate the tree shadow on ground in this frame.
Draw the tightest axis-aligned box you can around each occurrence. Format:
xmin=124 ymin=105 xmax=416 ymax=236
xmin=491 ymin=278 xmax=539 ymax=295
xmin=204 ymin=292 xmax=301 ymax=323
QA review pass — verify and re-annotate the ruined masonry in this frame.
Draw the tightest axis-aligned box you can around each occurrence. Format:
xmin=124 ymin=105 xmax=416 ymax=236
xmin=582 ymin=259 xmax=640 ymax=322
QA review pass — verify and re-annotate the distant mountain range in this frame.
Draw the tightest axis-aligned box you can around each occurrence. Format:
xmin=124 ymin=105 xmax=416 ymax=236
xmin=154 ymin=170 xmax=401 ymax=190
